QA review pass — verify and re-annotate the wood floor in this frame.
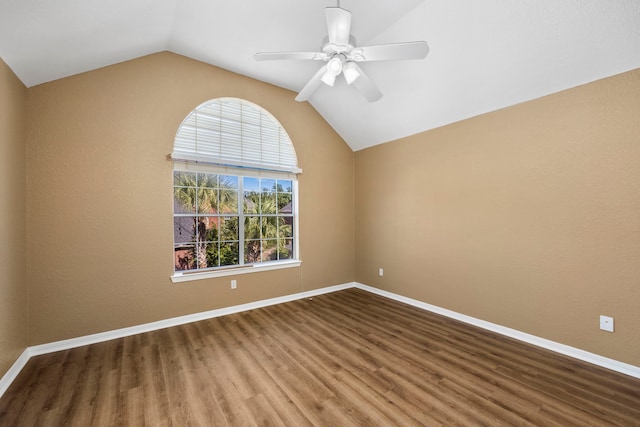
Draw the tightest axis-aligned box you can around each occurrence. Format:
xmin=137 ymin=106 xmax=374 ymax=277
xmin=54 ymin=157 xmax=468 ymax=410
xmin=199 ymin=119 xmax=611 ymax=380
xmin=1 ymin=288 xmax=639 ymax=426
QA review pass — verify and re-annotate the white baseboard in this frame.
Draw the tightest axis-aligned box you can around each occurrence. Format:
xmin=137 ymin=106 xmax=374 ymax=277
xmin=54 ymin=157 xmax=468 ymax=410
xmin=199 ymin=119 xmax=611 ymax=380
xmin=0 ymin=282 xmax=355 ymax=398
xmin=28 ymin=282 xmax=355 ymax=357
xmin=354 ymin=282 xmax=640 ymax=379
xmin=0 ymin=349 xmax=31 ymax=399
xmin=2 ymin=280 xmax=638 ymax=399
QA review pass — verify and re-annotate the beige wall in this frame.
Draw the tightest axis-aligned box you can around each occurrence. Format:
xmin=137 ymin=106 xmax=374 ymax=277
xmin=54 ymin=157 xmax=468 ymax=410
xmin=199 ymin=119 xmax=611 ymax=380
xmin=355 ymin=69 xmax=640 ymax=366
xmin=0 ymin=58 xmax=28 ymax=378
xmin=26 ymin=52 xmax=354 ymax=345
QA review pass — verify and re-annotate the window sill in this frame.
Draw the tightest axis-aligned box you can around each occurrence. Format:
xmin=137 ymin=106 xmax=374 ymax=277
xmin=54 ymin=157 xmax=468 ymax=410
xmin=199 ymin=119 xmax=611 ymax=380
xmin=170 ymin=260 xmax=302 ymax=283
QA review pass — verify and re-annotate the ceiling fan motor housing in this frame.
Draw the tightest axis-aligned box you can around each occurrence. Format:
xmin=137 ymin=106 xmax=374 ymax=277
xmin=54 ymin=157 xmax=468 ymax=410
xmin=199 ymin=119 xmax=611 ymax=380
xmin=321 ymin=35 xmax=357 ymax=54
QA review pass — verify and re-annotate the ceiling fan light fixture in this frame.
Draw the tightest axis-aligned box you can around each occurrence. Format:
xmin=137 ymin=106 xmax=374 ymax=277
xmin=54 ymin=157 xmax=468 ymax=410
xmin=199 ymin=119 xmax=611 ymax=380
xmin=321 ymin=56 xmax=343 ymax=86
xmin=327 ymin=56 xmax=343 ymax=75
xmin=321 ymin=70 xmax=337 ymax=87
xmin=343 ymin=62 xmax=360 ymax=84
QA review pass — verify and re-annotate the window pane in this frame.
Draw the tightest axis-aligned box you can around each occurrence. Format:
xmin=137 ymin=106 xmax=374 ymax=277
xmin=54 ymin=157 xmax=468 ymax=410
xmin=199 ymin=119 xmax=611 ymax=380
xmin=197 ymin=173 xmax=218 ymax=188
xmin=220 ymin=242 xmax=239 ymax=266
xmin=174 ymin=188 xmax=197 ymax=213
xmin=175 ymin=244 xmax=196 ymax=271
xmin=191 ymin=240 xmax=218 ymax=270
xmin=245 ymin=240 xmax=261 ymax=263
xmin=173 ymin=171 xmax=196 ymax=187
xmin=261 ymin=192 xmax=276 ymax=214
xmin=261 ymin=178 xmax=276 ymax=192
xmin=279 ymin=239 xmax=293 ymax=260
xmin=197 ymin=188 xmax=217 ymax=214
xmin=244 ymin=176 xmax=260 ymax=192
xmin=279 ymin=216 xmax=293 ymax=238
xmin=199 ymin=217 xmax=219 ymax=242
xmin=277 ymin=192 xmax=292 ymax=214
xmin=220 ymin=216 xmax=239 ymax=241
xmin=219 ymin=175 xmax=238 ymax=189
xmin=219 ymin=190 xmax=238 ymax=214
xmin=277 ymin=179 xmax=292 ymax=193
xmin=263 ymin=239 xmax=277 ymax=261
xmin=174 ymin=216 xmax=196 ymax=244
xmin=260 ymin=178 xmax=277 ymax=214
xmin=244 ymin=216 xmax=261 ymax=240
xmin=244 ymin=191 xmax=259 ymax=214
xmin=205 ymin=241 xmax=219 ymax=268
xmin=262 ymin=216 xmax=277 ymax=239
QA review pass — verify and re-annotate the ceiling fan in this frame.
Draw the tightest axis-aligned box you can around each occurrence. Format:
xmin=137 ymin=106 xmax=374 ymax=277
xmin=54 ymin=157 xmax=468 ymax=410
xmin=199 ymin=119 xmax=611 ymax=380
xmin=254 ymin=2 xmax=429 ymax=102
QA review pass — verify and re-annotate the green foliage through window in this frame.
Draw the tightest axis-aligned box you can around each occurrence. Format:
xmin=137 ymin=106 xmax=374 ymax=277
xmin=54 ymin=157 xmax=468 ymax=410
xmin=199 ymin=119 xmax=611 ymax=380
xmin=174 ymin=172 xmax=294 ymax=272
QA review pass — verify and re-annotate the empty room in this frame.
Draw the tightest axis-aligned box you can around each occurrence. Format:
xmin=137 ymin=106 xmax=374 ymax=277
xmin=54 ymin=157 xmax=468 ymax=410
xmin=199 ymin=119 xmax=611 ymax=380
xmin=1 ymin=0 xmax=639 ymax=425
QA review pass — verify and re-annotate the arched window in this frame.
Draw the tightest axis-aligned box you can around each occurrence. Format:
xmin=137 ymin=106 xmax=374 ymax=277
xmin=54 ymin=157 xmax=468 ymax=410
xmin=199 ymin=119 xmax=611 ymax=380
xmin=170 ymin=98 xmax=301 ymax=282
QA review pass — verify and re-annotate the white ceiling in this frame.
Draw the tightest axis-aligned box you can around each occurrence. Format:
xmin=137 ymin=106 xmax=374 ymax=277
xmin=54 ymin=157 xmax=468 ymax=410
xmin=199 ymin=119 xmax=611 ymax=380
xmin=1 ymin=0 xmax=639 ymax=151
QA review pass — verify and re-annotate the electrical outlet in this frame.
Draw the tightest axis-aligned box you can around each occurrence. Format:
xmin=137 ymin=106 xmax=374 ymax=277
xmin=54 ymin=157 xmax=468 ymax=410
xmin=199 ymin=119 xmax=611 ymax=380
xmin=231 ymin=279 xmax=237 ymax=290
xmin=378 ymin=268 xmax=384 ymax=277
xmin=599 ymin=315 xmax=614 ymax=332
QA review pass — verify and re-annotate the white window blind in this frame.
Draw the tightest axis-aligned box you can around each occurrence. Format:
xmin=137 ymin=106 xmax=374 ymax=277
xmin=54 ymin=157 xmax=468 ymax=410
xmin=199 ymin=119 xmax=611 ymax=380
xmin=172 ymin=98 xmax=301 ymax=174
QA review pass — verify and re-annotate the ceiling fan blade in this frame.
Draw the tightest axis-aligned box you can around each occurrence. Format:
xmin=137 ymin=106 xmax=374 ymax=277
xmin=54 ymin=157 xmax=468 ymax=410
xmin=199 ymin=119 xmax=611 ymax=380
xmin=326 ymin=7 xmax=352 ymax=46
xmin=295 ymin=65 xmax=328 ymax=102
xmin=351 ymin=41 xmax=429 ymax=62
xmin=254 ymin=51 xmax=327 ymax=61
xmin=349 ymin=63 xmax=383 ymax=102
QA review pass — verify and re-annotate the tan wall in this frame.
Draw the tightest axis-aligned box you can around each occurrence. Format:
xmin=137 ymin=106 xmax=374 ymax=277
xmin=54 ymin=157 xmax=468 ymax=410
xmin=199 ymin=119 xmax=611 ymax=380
xmin=0 ymin=58 xmax=28 ymax=377
xmin=26 ymin=52 xmax=354 ymax=345
xmin=355 ymin=69 xmax=640 ymax=366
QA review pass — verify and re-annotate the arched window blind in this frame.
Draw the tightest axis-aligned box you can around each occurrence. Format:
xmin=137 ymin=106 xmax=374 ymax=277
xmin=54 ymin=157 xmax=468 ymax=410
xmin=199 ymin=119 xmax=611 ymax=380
xmin=172 ymin=98 xmax=301 ymax=174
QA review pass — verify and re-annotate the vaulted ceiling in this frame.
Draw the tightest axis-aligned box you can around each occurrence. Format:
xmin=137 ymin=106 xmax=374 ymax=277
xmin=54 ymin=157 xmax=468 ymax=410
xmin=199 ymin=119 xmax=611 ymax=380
xmin=1 ymin=0 xmax=639 ymax=151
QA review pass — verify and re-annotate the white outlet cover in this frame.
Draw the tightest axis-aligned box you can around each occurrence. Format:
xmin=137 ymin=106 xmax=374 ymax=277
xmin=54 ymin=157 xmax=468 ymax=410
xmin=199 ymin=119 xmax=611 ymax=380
xmin=600 ymin=315 xmax=614 ymax=332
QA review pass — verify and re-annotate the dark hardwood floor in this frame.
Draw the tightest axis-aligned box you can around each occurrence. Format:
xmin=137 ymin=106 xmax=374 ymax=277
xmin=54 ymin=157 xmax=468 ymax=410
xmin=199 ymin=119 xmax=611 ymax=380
xmin=1 ymin=288 xmax=639 ymax=426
